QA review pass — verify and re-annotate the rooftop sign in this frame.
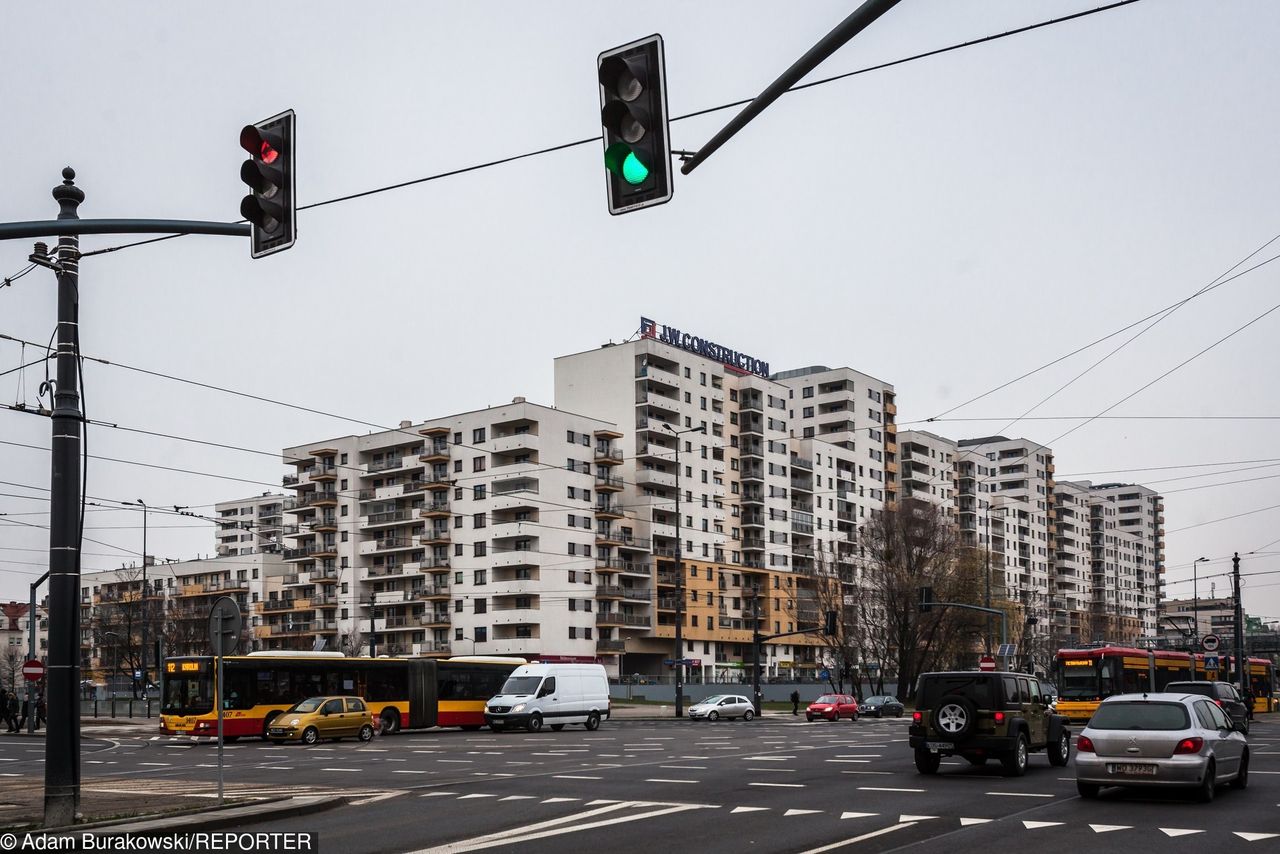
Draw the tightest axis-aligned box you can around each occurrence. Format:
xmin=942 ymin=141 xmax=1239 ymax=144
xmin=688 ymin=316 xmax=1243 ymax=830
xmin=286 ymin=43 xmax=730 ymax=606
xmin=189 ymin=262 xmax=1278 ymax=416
xmin=640 ymin=316 xmax=769 ymax=378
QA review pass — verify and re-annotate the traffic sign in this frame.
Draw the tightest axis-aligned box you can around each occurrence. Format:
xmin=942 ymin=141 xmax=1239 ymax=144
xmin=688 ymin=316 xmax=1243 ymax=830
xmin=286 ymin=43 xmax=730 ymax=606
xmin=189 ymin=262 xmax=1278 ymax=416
xmin=1201 ymin=634 xmax=1220 ymax=652
xmin=1205 ymin=655 xmax=1220 ymax=671
xmin=978 ymin=655 xmax=997 ymax=672
xmin=21 ymin=659 xmax=44 ymax=682
xmin=996 ymin=643 xmax=1017 ymax=657
xmin=819 ymin=669 xmax=831 ymax=680
xmin=208 ymin=596 xmax=242 ymax=657
xmin=663 ymin=659 xmax=675 ymax=666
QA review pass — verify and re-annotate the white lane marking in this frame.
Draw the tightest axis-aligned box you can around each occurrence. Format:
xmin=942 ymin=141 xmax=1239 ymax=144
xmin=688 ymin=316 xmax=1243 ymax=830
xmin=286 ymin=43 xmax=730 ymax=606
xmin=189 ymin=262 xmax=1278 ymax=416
xmin=1023 ymin=821 xmax=1063 ymax=829
xmin=899 ymin=815 xmax=937 ymax=822
xmin=420 ymin=792 xmax=458 ymax=797
xmin=321 ymin=768 xmax=362 ymax=772
xmin=840 ymin=812 xmax=877 ymax=820
xmin=459 ymin=794 xmax=495 ymax=800
xmin=749 ymin=782 xmax=804 ymax=788
xmin=748 ymin=768 xmax=796 ymax=773
xmin=645 ymin=778 xmax=699 ymax=784
xmin=731 ymin=806 xmax=769 ymax=814
xmin=1089 ymin=824 xmax=1130 ymax=833
xmin=498 ymin=795 xmax=534 ymax=801
xmin=858 ymin=787 xmax=924 ymax=793
xmin=437 ymin=759 xmax=473 ymax=763
xmin=795 ymin=822 xmax=914 ymax=853
xmin=138 ymin=763 xmax=170 ymax=767
xmin=660 ymin=765 xmax=706 ymax=770
xmin=393 ymin=770 xmax=428 ymax=774
xmin=1235 ymin=833 xmax=1280 ymax=842
xmin=840 ymin=770 xmax=893 ymax=775
xmin=553 ymin=775 xmax=602 ymax=780
xmin=542 ymin=797 xmax=579 ymax=803
xmin=960 ymin=818 xmax=992 ymax=826
xmin=835 ymin=755 xmax=881 ymax=758
xmin=408 ymin=801 xmax=703 ymax=853
xmin=1159 ymin=829 xmax=1204 ymax=837
xmin=262 ymin=766 xmax=294 ymax=771
xmin=987 ymin=792 xmax=1054 ymax=798
xmin=825 ymin=759 xmax=870 ymax=764
xmin=785 ymin=809 xmax=822 ymax=816
xmin=743 ymin=756 xmax=793 ymax=761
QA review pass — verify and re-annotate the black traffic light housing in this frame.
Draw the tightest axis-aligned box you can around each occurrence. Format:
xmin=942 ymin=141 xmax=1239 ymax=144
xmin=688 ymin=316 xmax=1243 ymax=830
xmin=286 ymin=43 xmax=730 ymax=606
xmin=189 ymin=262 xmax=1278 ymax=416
xmin=919 ymin=587 xmax=934 ymax=613
xmin=239 ymin=109 xmax=296 ymax=258
xmin=597 ymin=35 xmax=673 ymax=215
xmin=824 ymin=611 xmax=838 ymax=635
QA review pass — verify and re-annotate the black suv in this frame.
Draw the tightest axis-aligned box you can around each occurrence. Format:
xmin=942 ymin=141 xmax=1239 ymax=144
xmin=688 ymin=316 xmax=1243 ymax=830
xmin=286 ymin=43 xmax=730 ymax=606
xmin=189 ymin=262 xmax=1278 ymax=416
xmin=1165 ymin=681 xmax=1250 ymax=734
xmin=909 ymin=671 xmax=1071 ymax=776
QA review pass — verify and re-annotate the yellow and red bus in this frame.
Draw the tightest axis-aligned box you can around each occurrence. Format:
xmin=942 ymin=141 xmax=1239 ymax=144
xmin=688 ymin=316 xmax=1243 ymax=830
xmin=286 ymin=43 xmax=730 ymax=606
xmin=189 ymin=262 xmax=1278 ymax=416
xmin=159 ymin=652 xmax=524 ymax=739
xmin=1054 ymin=646 xmax=1276 ymax=722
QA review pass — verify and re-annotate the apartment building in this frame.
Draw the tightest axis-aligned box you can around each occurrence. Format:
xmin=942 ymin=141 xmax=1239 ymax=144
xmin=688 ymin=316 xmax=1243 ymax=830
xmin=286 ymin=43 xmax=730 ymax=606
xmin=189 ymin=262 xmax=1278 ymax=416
xmin=1161 ymin=596 xmax=1236 ymax=644
xmin=279 ymin=399 xmax=631 ymax=668
xmin=1 ymin=602 xmax=48 ymax=669
xmin=554 ymin=323 xmax=884 ymax=679
xmin=896 ymin=430 xmax=958 ymax=515
xmin=78 ymin=554 xmax=286 ymax=690
xmin=1051 ymin=480 xmax=1093 ymax=642
xmin=215 ymin=493 xmax=292 ymax=557
xmin=1086 ymin=482 xmax=1164 ymax=638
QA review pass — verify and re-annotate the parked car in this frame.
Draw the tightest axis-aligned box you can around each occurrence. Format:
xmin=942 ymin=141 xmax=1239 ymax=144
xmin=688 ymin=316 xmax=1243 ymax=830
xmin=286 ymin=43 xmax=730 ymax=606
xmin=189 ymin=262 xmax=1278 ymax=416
xmin=806 ymin=694 xmax=859 ymax=721
xmin=1075 ymin=693 xmax=1249 ymax=802
xmin=1164 ymin=681 xmax=1250 ymax=735
xmin=484 ymin=663 xmax=610 ymax=733
xmin=688 ymin=695 xmax=754 ymax=721
xmin=267 ymin=696 xmax=374 ymax=745
xmin=861 ymin=695 xmax=904 ymax=718
xmin=909 ymin=671 xmax=1070 ymax=776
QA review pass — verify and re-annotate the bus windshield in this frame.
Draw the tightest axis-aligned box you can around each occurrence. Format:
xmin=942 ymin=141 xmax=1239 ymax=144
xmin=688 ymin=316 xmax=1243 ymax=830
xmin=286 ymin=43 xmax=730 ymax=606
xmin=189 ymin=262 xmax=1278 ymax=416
xmin=162 ymin=673 xmax=213 ymax=716
xmin=1058 ymin=666 xmax=1099 ymax=700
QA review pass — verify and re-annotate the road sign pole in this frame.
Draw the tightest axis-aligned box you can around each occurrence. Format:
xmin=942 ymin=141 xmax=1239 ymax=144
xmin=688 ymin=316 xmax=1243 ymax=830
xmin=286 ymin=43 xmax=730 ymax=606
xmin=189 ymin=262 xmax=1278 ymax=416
xmin=216 ymin=650 xmax=224 ymax=806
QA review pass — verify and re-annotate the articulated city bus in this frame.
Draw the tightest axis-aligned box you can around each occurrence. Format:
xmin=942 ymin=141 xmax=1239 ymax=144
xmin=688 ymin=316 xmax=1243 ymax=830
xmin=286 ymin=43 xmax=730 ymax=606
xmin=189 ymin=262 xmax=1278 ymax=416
xmin=159 ymin=652 xmax=524 ymax=739
xmin=1054 ymin=646 xmax=1276 ymax=722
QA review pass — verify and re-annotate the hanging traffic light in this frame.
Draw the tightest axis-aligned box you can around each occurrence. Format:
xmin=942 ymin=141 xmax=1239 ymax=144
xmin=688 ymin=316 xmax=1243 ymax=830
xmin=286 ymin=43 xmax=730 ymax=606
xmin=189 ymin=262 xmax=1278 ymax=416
xmin=597 ymin=35 xmax=672 ymax=215
xmin=824 ymin=611 xmax=838 ymax=635
xmin=239 ymin=109 xmax=296 ymax=258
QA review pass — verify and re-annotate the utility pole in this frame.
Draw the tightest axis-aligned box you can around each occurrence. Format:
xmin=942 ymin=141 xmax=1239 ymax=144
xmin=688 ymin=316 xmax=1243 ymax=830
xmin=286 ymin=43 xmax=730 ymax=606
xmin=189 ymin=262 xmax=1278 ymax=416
xmin=43 ymin=168 xmax=84 ymax=828
xmin=1232 ymin=552 xmax=1246 ymax=696
xmin=666 ymin=424 xmax=704 ymax=718
xmin=125 ymin=500 xmax=149 ymax=697
xmin=28 ymin=570 xmax=49 ymax=734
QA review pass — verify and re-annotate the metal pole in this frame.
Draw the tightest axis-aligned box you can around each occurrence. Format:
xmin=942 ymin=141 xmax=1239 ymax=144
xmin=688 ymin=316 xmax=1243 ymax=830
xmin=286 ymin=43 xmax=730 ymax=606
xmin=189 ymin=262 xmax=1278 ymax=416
xmin=984 ymin=512 xmax=993 ymax=656
xmin=43 ymin=168 xmax=84 ymax=828
xmin=751 ymin=594 xmax=762 ymax=715
xmin=680 ymin=0 xmax=902 ymax=174
xmin=1192 ymin=559 xmax=1200 ymax=682
xmin=673 ymin=438 xmax=683 ymax=718
xmin=216 ymin=652 xmax=224 ymax=806
xmin=140 ymin=501 xmax=147 ymax=700
xmin=1232 ymin=552 xmax=1246 ymax=697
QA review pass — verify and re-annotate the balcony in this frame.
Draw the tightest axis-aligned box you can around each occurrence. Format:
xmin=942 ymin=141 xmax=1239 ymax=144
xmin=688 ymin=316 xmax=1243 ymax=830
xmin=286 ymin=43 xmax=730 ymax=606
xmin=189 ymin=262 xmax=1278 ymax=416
xmin=419 ymin=443 xmax=450 ymax=463
xmin=491 ymin=433 xmax=539 ymax=454
xmin=360 ymin=537 xmax=416 ymax=555
xmin=596 ymin=640 xmax=626 ymax=654
xmin=310 ymin=566 xmax=340 ymax=583
xmin=422 ymin=555 xmax=451 ymax=570
xmin=363 ymin=510 xmax=413 ymax=528
xmin=594 ymin=500 xmax=625 ymax=520
xmin=309 ymin=516 xmax=339 ymax=532
xmin=595 ymin=473 xmax=624 ymax=492
xmin=594 ymin=447 xmax=623 ymax=465
xmin=423 ymin=472 xmax=452 ymax=491
xmin=310 ymin=464 xmax=338 ymax=482
xmin=596 ymin=612 xmax=651 ymax=628
xmin=419 ymin=500 xmax=451 ymax=518
xmin=635 ymin=468 xmax=675 ymax=490
xmin=413 ymin=584 xmax=452 ymax=600
xmin=411 ymin=641 xmax=451 ymax=655
xmin=419 ymin=529 xmax=451 ymax=546
xmin=596 ymin=557 xmax=651 ymax=575
xmin=596 ymin=527 xmax=628 ymax=547
xmin=419 ymin=612 xmax=451 ymax=627
xmin=283 ymin=545 xmax=320 ymax=561
xmin=282 ymin=474 xmax=300 ymax=488
xmin=365 ymin=455 xmax=415 ymax=475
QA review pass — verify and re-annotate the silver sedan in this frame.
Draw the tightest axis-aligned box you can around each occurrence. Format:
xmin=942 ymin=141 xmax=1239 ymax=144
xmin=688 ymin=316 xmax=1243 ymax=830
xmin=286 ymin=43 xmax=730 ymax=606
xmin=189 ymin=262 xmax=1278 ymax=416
xmin=1075 ymin=692 xmax=1249 ymax=802
xmin=688 ymin=694 xmax=755 ymax=721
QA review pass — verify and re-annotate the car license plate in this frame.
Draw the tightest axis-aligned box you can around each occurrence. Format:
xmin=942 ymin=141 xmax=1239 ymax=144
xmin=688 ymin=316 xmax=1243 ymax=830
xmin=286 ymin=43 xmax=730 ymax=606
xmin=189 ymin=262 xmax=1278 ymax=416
xmin=926 ymin=741 xmax=951 ymax=751
xmin=1108 ymin=763 xmax=1156 ymax=776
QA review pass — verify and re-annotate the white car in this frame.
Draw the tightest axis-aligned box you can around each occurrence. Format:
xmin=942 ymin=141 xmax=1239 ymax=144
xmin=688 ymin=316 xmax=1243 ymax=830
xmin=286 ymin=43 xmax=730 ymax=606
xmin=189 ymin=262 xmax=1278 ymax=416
xmin=688 ymin=694 xmax=754 ymax=721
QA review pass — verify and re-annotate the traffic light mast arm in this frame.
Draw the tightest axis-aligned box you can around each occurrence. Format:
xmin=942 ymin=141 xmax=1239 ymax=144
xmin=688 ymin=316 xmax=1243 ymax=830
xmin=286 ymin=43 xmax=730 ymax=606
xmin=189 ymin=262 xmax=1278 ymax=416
xmin=679 ymin=0 xmax=902 ymax=175
xmin=930 ymin=600 xmax=1009 ymax=654
xmin=0 ymin=219 xmax=250 ymax=241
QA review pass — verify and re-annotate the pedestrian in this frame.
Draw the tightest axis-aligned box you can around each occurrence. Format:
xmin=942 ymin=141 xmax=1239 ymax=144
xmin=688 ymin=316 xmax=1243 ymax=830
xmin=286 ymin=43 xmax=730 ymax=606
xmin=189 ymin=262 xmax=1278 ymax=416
xmin=790 ymin=690 xmax=800 ymax=716
xmin=4 ymin=692 xmax=17 ymax=732
xmin=1244 ymin=686 xmax=1255 ymax=722
xmin=17 ymin=697 xmax=28 ymax=732
xmin=36 ymin=694 xmax=45 ymax=730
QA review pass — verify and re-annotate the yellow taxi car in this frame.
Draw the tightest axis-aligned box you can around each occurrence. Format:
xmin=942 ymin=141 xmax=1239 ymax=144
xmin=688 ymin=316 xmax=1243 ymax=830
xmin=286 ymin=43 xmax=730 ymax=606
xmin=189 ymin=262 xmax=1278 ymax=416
xmin=267 ymin=696 xmax=375 ymax=745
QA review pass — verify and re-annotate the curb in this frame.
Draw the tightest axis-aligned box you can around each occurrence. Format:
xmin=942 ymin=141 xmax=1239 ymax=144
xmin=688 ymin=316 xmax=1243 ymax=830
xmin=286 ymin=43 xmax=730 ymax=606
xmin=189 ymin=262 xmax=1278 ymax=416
xmin=35 ymin=794 xmax=346 ymax=838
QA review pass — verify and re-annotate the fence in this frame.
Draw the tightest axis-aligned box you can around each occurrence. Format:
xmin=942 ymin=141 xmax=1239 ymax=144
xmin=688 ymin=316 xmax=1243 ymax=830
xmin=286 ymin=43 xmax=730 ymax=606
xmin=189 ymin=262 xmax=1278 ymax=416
xmin=80 ymin=699 xmax=155 ymax=719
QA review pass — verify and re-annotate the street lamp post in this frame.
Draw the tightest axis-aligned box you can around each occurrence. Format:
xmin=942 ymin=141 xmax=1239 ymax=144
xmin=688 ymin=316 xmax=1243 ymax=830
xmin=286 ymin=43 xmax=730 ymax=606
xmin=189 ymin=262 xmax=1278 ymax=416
xmin=102 ymin=632 xmax=121 ymax=697
xmin=1192 ymin=556 xmax=1209 ymax=681
xmin=665 ymin=423 xmax=705 ymax=719
xmin=124 ymin=500 xmax=150 ymax=697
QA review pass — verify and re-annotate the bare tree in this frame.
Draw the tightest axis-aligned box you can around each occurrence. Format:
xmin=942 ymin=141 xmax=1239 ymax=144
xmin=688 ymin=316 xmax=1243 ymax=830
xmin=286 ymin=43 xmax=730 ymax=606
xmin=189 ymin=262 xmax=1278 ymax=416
xmin=338 ymin=631 xmax=364 ymax=657
xmin=0 ymin=647 xmax=23 ymax=695
xmin=780 ymin=545 xmax=864 ymax=695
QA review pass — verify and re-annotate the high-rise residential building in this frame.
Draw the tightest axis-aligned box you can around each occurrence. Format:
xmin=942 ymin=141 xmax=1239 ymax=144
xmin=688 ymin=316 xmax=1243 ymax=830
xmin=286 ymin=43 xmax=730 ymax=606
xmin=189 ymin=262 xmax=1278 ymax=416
xmin=1051 ymin=479 xmax=1093 ymax=643
xmin=279 ymin=399 xmax=634 ymax=667
xmin=555 ymin=323 xmax=883 ymax=679
xmin=215 ymin=493 xmax=291 ymax=557
xmin=897 ymin=430 xmax=958 ymax=516
xmin=1085 ymin=482 xmax=1164 ymax=639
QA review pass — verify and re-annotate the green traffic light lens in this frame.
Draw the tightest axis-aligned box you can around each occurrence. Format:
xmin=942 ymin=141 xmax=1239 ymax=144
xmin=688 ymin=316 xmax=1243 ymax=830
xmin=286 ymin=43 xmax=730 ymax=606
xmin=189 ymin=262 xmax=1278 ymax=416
xmin=605 ymin=143 xmax=650 ymax=186
xmin=621 ymin=152 xmax=649 ymax=185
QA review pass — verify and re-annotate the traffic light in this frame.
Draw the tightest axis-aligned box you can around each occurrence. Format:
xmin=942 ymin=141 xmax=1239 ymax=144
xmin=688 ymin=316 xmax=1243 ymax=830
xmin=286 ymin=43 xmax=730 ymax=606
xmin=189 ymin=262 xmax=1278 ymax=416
xmin=239 ymin=109 xmax=296 ymax=258
xmin=824 ymin=611 xmax=838 ymax=635
xmin=919 ymin=587 xmax=934 ymax=613
xmin=597 ymin=35 xmax=672 ymax=215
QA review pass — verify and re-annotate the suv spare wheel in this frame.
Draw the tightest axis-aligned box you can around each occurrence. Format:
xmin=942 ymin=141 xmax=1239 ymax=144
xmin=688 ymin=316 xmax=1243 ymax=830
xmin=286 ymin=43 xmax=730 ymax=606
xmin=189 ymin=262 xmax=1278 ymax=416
xmin=932 ymin=694 xmax=977 ymax=740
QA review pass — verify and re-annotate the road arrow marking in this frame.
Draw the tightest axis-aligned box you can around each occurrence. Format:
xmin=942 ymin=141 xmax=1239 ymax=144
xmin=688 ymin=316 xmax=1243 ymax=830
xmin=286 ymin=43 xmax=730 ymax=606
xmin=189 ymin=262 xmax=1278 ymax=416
xmin=1089 ymin=825 xmax=1131 ymax=833
xmin=730 ymin=806 xmax=769 ymax=814
xmin=785 ymin=809 xmax=822 ymax=816
xmin=541 ymin=798 xmax=579 ymax=804
xmin=899 ymin=815 xmax=937 ymax=822
xmin=1234 ymin=833 xmax=1280 ymax=842
xmin=498 ymin=795 xmax=535 ymax=801
xmin=1159 ymin=829 xmax=1204 ymax=837
xmin=959 ymin=818 xmax=992 ymax=826
xmin=1023 ymin=821 xmax=1063 ymax=830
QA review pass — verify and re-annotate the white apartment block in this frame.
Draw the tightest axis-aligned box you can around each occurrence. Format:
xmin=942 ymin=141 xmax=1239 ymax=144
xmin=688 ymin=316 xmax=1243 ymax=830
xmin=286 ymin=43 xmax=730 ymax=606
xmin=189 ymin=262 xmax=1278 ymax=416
xmin=215 ymin=493 xmax=292 ymax=557
xmin=279 ymin=399 xmax=633 ymax=670
xmin=1 ymin=602 xmax=48 ymax=670
xmin=1086 ymin=482 xmax=1164 ymax=638
xmin=1051 ymin=480 xmax=1093 ymax=641
xmin=897 ymin=430 xmax=958 ymax=515
xmin=554 ymin=323 xmax=887 ymax=679
xmin=955 ymin=436 xmax=1056 ymax=649
xmin=1161 ymin=596 xmax=1235 ymax=644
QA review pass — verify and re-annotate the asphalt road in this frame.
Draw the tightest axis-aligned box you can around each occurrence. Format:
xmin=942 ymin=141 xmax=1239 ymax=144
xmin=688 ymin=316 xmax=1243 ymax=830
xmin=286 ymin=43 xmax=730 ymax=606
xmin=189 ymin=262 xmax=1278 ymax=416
xmin=2 ymin=716 xmax=1276 ymax=852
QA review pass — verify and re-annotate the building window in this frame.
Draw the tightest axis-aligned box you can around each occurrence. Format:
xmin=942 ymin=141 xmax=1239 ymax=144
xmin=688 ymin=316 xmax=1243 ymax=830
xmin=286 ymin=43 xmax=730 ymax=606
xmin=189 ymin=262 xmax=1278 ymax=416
xmin=569 ymin=599 xmax=577 ymax=611
xmin=803 ymin=386 xmax=814 ymax=398
xmin=474 ymin=543 xmax=487 ymax=558
xmin=567 ymin=430 xmax=576 ymax=443
xmin=569 ymin=627 xmax=577 ymax=639
xmin=473 ymin=484 xmax=486 ymax=500
xmin=453 ymin=432 xmax=462 ymax=445
xmin=455 ymin=599 xmax=464 ymax=612
xmin=454 ymin=460 xmax=463 ymax=472
xmin=473 ymin=513 xmax=486 ymax=529
xmin=472 ymin=428 xmax=486 ymax=444
xmin=474 ymin=569 xmax=487 ymax=585
xmin=474 ymin=599 xmax=487 ymax=614
xmin=473 ymin=457 xmax=486 ymax=472
xmin=455 ymin=628 xmax=464 ymax=641
xmin=475 ymin=627 xmax=487 ymax=642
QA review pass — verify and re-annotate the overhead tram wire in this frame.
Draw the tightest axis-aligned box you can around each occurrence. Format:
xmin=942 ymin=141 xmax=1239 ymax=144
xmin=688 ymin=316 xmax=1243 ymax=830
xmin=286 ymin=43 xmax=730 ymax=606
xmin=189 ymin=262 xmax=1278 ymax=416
xmin=75 ymin=0 xmax=1145 ymax=260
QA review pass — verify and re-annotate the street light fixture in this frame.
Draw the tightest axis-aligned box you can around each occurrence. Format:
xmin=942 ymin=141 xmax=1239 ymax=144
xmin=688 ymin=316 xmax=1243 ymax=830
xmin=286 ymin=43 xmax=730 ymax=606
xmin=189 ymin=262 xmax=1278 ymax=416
xmin=664 ymin=422 xmax=705 ymax=719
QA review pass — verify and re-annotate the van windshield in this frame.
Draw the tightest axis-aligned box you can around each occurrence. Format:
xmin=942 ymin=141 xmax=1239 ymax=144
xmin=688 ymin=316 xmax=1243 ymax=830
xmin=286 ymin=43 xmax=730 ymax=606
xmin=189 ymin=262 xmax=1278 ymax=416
xmin=500 ymin=676 xmax=542 ymax=695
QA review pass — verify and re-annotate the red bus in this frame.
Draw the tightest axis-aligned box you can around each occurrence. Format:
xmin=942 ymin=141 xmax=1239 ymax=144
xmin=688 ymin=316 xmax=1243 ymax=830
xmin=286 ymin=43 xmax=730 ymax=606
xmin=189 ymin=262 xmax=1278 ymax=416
xmin=159 ymin=652 xmax=524 ymax=739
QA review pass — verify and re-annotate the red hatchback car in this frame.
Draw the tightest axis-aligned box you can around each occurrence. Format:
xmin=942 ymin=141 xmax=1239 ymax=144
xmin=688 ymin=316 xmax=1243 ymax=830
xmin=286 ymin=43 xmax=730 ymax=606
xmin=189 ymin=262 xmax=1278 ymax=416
xmin=806 ymin=694 xmax=859 ymax=722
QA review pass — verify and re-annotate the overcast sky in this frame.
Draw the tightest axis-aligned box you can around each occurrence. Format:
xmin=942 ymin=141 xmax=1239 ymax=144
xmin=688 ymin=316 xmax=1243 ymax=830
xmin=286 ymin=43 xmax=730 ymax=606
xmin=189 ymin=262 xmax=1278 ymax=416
xmin=2 ymin=1 xmax=1277 ymax=625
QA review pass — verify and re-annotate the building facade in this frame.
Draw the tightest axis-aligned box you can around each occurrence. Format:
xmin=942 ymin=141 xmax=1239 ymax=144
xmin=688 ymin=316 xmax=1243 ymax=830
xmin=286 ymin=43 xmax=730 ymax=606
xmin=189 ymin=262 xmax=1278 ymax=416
xmin=215 ymin=493 xmax=291 ymax=557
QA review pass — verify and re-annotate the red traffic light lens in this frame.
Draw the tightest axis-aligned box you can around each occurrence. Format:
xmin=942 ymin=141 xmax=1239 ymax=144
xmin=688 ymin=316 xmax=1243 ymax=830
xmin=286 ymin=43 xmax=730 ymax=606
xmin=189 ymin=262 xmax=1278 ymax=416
xmin=260 ymin=142 xmax=279 ymax=164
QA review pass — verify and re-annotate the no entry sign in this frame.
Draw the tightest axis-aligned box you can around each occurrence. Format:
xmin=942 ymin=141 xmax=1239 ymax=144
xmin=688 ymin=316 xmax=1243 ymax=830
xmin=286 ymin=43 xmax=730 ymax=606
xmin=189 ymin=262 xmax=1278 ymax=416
xmin=22 ymin=659 xmax=44 ymax=681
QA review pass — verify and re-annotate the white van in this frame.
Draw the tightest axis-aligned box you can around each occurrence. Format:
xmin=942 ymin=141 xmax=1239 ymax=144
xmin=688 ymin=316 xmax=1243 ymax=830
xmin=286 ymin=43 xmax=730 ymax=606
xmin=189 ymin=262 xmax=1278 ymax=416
xmin=484 ymin=663 xmax=610 ymax=732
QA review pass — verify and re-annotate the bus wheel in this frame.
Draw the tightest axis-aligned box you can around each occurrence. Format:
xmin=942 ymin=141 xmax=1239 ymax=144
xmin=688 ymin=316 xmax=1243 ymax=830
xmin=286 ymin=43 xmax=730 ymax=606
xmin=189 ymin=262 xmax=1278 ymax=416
xmin=380 ymin=710 xmax=400 ymax=735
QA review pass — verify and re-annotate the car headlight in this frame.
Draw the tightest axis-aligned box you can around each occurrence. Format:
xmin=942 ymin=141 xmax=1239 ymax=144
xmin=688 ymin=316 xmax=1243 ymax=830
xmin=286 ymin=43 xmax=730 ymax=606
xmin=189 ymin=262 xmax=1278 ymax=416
xmin=511 ymin=704 xmax=526 ymax=713
xmin=289 ymin=719 xmax=300 ymax=726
